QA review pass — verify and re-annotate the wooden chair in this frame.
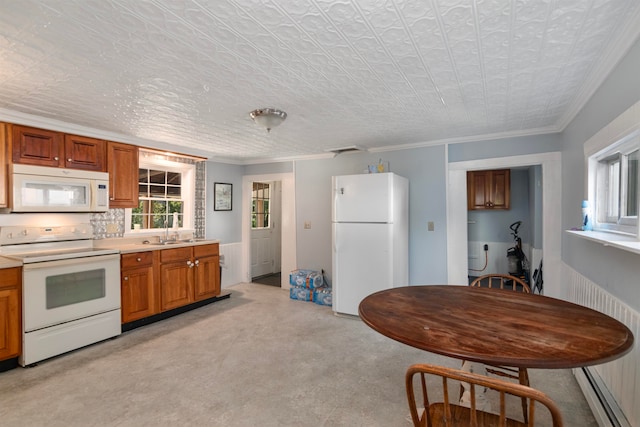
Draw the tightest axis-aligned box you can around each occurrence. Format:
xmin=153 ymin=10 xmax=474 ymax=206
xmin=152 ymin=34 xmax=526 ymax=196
xmin=468 ymin=274 xmax=532 ymax=421
xmin=406 ymin=363 xmax=563 ymax=427
xmin=469 ymin=273 xmax=531 ymax=293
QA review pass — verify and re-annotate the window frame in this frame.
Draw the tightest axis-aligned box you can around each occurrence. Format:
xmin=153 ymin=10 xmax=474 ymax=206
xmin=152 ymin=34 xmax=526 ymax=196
xmin=124 ymin=156 xmax=195 ymax=236
xmin=589 ymin=130 xmax=640 ymax=236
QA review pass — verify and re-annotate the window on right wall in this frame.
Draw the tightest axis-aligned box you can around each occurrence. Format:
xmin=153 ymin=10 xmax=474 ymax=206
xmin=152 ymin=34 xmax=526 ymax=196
xmin=589 ymin=131 xmax=640 ymax=235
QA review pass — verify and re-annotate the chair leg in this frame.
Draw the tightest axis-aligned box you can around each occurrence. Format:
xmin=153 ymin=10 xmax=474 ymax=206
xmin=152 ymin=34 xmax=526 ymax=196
xmin=519 ymin=368 xmax=529 ymax=423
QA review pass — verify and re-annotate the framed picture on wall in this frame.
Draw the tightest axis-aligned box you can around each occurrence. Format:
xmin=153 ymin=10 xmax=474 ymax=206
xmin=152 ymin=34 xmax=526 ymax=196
xmin=214 ymin=182 xmax=232 ymax=211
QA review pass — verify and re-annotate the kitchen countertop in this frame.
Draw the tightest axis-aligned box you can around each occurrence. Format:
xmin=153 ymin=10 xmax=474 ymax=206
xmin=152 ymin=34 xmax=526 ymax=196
xmin=0 ymin=256 xmax=23 ymax=269
xmin=93 ymin=237 xmax=220 ymax=254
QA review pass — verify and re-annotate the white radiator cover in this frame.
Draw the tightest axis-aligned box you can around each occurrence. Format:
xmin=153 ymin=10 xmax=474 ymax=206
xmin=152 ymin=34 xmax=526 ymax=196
xmin=219 ymin=243 xmax=243 ymax=288
xmin=565 ymin=266 xmax=638 ymax=427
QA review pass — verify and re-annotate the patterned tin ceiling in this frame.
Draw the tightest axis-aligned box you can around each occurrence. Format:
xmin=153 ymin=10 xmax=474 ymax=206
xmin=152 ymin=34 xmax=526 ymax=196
xmin=1 ymin=1 xmax=640 ymax=162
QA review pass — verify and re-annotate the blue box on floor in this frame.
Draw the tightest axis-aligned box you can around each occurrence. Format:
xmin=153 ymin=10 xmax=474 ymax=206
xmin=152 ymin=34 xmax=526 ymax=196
xmin=289 ymin=286 xmax=312 ymax=301
xmin=313 ymin=287 xmax=332 ymax=306
xmin=289 ymin=269 xmax=324 ymax=288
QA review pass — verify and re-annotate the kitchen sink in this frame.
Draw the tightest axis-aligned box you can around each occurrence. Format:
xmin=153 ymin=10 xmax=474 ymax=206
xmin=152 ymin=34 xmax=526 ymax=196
xmin=141 ymin=238 xmax=204 ymax=246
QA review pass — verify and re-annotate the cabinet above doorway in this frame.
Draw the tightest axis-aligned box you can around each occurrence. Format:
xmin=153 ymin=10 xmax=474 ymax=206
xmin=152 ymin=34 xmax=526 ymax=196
xmin=467 ymin=169 xmax=511 ymax=210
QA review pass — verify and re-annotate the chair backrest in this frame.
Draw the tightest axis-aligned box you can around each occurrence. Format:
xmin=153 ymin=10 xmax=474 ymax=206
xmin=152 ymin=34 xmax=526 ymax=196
xmin=406 ymin=363 xmax=563 ymax=427
xmin=470 ymin=273 xmax=531 ymax=293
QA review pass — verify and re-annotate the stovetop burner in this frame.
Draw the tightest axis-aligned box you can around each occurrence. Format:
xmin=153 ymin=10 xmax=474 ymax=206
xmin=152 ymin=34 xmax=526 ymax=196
xmin=0 ymin=224 xmax=119 ymax=263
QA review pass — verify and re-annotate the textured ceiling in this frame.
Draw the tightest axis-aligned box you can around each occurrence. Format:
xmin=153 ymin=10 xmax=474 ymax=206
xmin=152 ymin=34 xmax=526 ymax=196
xmin=1 ymin=1 xmax=640 ymax=163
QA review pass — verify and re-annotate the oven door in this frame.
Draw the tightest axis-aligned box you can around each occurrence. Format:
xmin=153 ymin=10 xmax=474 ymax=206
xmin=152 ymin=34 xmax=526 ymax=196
xmin=23 ymin=254 xmax=121 ymax=332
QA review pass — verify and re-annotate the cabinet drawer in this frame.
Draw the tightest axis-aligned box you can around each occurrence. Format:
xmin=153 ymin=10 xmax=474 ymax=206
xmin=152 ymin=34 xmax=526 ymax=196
xmin=0 ymin=266 xmax=21 ymax=287
xmin=160 ymin=246 xmax=192 ymax=263
xmin=121 ymin=251 xmax=154 ymax=268
xmin=194 ymin=243 xmax=219 ymax=258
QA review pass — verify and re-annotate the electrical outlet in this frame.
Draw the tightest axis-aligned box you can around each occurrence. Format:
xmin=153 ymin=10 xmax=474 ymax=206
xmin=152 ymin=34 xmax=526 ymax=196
xmin=484 ymin=244 xmax=489 ymax=251
xmin=304 ymin=221 xmax=311 ymax=229
xmin=427 ymin=221 xmax=434 ymax=231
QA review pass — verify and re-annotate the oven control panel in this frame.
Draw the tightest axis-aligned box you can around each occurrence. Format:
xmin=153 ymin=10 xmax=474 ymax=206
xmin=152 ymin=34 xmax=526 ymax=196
xmin=0 ymin=224 xmax=93 ymax=245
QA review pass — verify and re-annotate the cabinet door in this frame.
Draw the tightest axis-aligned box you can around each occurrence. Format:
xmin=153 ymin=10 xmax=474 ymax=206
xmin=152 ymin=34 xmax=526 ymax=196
xmin=0 ymin=268 xmax=21 ymax=361
xmin=194 ymin=244 xmax=220 ymax=300
xmin=0 ymin=123 xmax=7 ymax=208
xmin=490 ymin=169 xmax=510 ymax=209
xmin=11 ymin=124 xmax=63 ymax=167
xmin=64 ymin=134 xmax=106 ymax=171
xmin=194 ymin=255 xmax=220 ymax=300
xmin=107 ymin=141 xmax=139 ymax=208
xmin=467 ymin=171 xmax=490 ymax=210
xmin=121 ymin=265 xmax=156 ymax=323
xmin=160 ymin=261 xmax=193 ymax=311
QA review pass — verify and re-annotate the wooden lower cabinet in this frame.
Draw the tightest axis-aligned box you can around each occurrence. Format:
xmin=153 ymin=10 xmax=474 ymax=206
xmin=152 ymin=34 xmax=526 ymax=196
xmin=0 ymin=267 xmax=22 ymax=361
xmin=194 ymin=244 xmax=220 ymax=301
xmin=160 ymin=247 xmax=194 ymax=311
xmin=160 ymin=244 xmax=220 ymax=310
xmin=121 ymin=251 xmax=158 ymax=323
xmin=121 ymin=243 xmax=220 ymax=325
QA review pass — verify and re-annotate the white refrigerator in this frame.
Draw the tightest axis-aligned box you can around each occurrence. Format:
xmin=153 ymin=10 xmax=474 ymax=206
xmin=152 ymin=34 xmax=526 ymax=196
xmin=332 ymin=173 xmax=409 ymax=316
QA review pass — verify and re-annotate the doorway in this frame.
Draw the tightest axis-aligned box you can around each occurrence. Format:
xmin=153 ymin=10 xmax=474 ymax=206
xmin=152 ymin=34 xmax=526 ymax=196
xmin=250 ymin=181 xmax=282 ymax=285
xmin=466 ymin=166 xmax=542 ymax=286
xmin=242 ymin=172 xmax=297 ymax=289
xmin=447 ymin=152 xmax=562 ymax=299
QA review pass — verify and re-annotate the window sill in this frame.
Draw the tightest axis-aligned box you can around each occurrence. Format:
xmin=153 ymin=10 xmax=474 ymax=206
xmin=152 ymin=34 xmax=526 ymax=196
xmin=566 ymin=230 xmax=640 ymax=255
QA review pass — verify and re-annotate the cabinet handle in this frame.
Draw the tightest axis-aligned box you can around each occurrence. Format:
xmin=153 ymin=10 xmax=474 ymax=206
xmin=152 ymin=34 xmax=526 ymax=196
xmin=187 ymin=260 xmax=193 ymax=268
xmin=54 ymin=156 xmax=59 ymax=161
xmin=194 ymin=259 xmax=200 ymax=267
xmin=110 ymin=197 xmax=114 ymax=200
xmin=124 ymin=276 xmax=129 ymax=281
xmin=136 ymin=257 xmax=141 ymax=262
xmin=68 ymin=158 xmax=73 ymax=162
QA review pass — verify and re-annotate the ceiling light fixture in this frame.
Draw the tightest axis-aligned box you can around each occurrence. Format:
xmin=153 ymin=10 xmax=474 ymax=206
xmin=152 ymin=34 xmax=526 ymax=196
xmin=250 ymin=108 xmax=287 ymax=132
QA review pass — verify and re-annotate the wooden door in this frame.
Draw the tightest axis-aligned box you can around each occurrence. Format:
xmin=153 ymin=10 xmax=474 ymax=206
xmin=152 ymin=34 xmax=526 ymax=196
xmin=11 ymin=124 xmax=63 ymax=167
xmin=159 ymin=247 xmax=194 ymax=311
xmin=194 ymin=244 xmax=220 ymax=300
xmin=107 ymin=141 xmax=139 ymax=208
xmin=64 ymin=134 xmax=106 ymax=171
xmin=490 ymin=169 xmax=510 ymax=209
xmin=0 ymin=123 xmax=7 ymax=208
xmin=121 ymin=265 xmax=156 ymax=323
xmin=467 ymin=171 xmax=490 ymax=210
xmin=0 ymin=268 xmax=21 ymax=361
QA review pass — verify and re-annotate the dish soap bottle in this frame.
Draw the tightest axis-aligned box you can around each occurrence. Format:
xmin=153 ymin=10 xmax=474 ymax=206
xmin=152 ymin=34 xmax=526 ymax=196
xmin=581 ymin=200 xmax=593 ymax=231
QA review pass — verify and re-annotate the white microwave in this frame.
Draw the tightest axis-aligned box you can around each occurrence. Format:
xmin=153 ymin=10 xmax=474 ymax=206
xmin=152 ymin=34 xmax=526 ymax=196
xmin=12 ymin=164 xmax=109 ymax=213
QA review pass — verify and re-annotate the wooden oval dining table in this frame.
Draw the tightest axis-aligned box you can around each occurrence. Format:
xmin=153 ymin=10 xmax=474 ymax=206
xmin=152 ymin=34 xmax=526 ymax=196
xmin=358 ymin=285 xmax=634 ymax=369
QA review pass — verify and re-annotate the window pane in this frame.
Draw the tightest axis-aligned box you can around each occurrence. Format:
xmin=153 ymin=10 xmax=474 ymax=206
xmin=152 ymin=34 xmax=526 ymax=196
xmin=167 ymin=172 xmax=181 ymax=185
xmin=152 ymin=215 xmax=166 ymax=229
xmin=263 ymin=214 xmax=269 ymax=228
xmin=151 ymin=200 xmax=167 ymax=214
xmin=608 ymin=161 xmax=620 ymax=218
xmin=139 ymin=169 xmax=149 ymax=183
xmin=149 ymin=170 xmax=166 ymax=184
xmin=627 ymin=150 xmax=639 ymax=216
xmin=149 ymin=185 xmax=165 ymax=197
xmin=168 ymin=201 xmax=183 ymax=214
xmin=138 ymin=184 xmax=148 ymax=197
xmin=166 ymin=186 xmax=181 ymax=198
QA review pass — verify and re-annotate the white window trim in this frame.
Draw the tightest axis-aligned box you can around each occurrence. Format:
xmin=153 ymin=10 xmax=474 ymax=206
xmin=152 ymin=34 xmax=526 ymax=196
xmin=585 ymin=100 xmax=640 ymax=240
xmin=124 ymin=157 xmax=196 ymax=237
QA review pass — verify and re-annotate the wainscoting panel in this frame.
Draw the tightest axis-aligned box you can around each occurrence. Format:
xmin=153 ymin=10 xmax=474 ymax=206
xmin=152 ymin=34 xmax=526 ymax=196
xmin=219 ymin=242 xmax=243 ymax=288
xmin=566 ymin=265 xmax=638 ymax=427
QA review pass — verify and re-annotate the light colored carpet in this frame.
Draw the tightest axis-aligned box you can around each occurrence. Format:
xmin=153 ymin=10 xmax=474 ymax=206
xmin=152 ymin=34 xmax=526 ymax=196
xmin=0 ymin=283 xmax=596 ymax=426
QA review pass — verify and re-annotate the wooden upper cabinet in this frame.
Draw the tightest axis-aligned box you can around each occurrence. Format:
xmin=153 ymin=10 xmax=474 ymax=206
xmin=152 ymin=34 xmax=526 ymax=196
xmin=64 ymin=134 xmax=106 ymax=171
xmin=0 ymin=123 xmax=8 ymax=208
xmin=467 ymin=169 xmax=511 ymax=210
xmin=107 ymin=141 xmax=139 ymax=208
xmin=11 ymin=124 xmax=63 ymax=167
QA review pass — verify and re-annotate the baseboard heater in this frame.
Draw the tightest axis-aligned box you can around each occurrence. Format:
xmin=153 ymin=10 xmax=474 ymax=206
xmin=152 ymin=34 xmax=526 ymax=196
xmin=575 ymin=366 xmax=631 ymax=427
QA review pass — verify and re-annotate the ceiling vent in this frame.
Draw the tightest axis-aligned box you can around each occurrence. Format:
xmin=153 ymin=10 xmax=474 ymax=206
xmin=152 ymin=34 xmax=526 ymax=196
xmin=326 ymin=145 xmax=367 ymax=155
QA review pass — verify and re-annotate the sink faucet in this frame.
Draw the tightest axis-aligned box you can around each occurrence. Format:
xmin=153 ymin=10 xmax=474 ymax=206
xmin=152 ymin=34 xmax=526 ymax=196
xmin=164 ymin=219 xmax=169 ymax=242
